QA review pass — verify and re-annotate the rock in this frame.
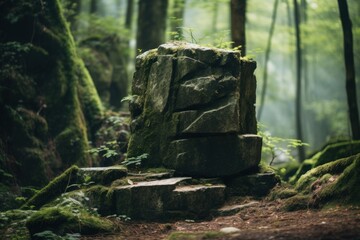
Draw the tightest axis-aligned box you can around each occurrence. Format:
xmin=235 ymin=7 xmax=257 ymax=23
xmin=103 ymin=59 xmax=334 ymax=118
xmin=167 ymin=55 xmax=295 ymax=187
xmin=167 ymin=184 xmax=226 ymax=218
xmin=164 ymin=135 xmax=262 ymax=177
xmin=220 ymin=227 xmax=241 ymax=234
xmin=226 ymin=172 xmax=280 ymax=197
xmin=113 ymin=177 xmax=226 ymax=220
xmin=127 ymin=42 xmax=261 ymax=177
xmin=216 ymin=201 xmax=259 ymax=216
xmin=113 ymin=177 xmax=191 ymax=220
xmin=79 ymin=166 xmax=128 ymax=185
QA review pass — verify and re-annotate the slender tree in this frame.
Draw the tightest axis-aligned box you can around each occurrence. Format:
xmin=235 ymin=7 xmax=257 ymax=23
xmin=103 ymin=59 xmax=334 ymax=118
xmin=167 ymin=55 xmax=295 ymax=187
xmin=90 ymin=0 xmax=97 ymax=14
xmin=337 ymin=0 xmax=360 ymax=140
xmin=293 ymin=0 xmax=306 ymax=161
xmin=125 ymin=0 xmax=134 ymax=30
xmin=257 ymin=0 xmax=279 ymax=121
xmin=230 ymin=0 xmax=246 ymax=56
xmin=170 ymin=0 xmax=186 ymax=40
xmin=136 ymin=0 xmax=169 ymax=54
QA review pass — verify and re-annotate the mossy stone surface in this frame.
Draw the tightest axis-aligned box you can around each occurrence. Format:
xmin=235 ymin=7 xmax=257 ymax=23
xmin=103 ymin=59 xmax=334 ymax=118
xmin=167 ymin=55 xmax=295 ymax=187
xmin=128 ymin=42 xmax=261 ymax=177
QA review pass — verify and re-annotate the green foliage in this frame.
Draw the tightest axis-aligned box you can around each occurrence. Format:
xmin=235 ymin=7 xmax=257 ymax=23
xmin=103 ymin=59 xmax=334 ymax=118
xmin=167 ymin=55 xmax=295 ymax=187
xmin=88 ymin=142 xmax=119 ymax=159
xmin=122 ymin=153 xmax=149 ymax=167
xmin=258 ymin=123 xmax=309 ymax=165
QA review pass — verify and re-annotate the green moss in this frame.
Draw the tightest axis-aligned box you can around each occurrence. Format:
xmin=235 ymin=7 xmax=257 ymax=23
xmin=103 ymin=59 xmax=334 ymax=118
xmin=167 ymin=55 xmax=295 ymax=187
xmin=26 ymin=206 xmax=113 ymax=236
xmin=0 ymin=0 xmax=104 ymax=184
xmin=289 ymin=159 xmax=315 ymax=184
xmin=22 ymin=165 xmax=79 ymax=210
xmin=282 ymin=194 xmax=310 ymax=211
xmin=0 ymin=210 xmax=34 ymax=240
xmin=290 ymin=141 xmax=360 ymax=184
xmin=84 ymin=185 xmax=114 ymax=215
xmin=315 ymin=154 xmax=360 ymax=205
xmin=296 ymin=155 xmax=354 ymax=192
xmin=268 ymin=186 xmax=298 ymax=200
xmin=167 ymin=231 xmax=226 ymax=240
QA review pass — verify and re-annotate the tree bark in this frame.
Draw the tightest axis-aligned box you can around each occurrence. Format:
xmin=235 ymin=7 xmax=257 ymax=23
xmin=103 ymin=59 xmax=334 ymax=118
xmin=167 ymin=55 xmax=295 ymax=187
xmin=293 ymin=0 xmax=306 ymax=162
xmin=136 ymin=0 xmax=169 ymax=54
xmin=230 ymin=0 xmax=246 ymax=56
xmin=337 ymin=0 xmax=360 ymax=140
xmin=90 ymin=0 xmax=97 ymax=14
xmin=125 ymin=0 xmax=134 ymax=30
xmin=257 ymin=0 xmax=279 ymax=121
xmin=170 ymin=0 xmax=186 ymax=40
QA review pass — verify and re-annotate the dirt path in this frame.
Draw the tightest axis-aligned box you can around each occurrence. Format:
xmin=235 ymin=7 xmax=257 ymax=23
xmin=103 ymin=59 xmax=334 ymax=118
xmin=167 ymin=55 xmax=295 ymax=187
xmin=82 ymin=201 xmax=360 ymax=240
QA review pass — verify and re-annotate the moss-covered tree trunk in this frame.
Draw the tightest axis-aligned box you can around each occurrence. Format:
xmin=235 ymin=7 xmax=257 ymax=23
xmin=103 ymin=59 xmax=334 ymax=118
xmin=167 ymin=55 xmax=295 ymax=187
xmin=0 ymin=0 xmax=103 ymax=187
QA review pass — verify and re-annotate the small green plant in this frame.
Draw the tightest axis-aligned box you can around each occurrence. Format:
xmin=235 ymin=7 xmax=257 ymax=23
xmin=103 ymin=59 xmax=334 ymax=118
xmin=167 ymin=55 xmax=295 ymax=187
xmin=259 ymin=123 xmax=309 ymax=165
xmin=87 ymin=141 xmax=119 ymax=159
xmin=122 ymin=153 xmax=149 ymax=167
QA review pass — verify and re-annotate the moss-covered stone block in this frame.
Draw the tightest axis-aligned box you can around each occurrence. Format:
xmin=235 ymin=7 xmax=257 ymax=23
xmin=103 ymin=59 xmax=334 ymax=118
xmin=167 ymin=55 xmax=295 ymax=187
xmin=79 ymin=165 xmax=128 ymax=185
xmin=127 ymin=42 xmax=261 ymax=177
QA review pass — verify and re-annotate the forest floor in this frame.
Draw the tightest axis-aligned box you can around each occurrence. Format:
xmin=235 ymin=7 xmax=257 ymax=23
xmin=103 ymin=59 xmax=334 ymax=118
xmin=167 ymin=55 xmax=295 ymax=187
xmin=81 ymin=199 xmax=360 ymax=240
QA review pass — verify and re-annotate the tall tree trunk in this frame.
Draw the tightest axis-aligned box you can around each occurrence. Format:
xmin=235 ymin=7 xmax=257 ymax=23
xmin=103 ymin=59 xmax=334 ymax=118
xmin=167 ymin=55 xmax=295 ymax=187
xmin=170 ymin=0 xmax=186 ymax=40
xmin=90 ymin=0 xmax=97 ymax=14
xmin=257 ymin=0 xmax=279 ymax=121
xmin=125 ymin=0 xmax=134 ymax=30
xmin=136 ymin=0 xmax=168 ymax=54
xmin=230 ymin=0 xmax=246 ymax=56
xmin=301 ymin=0 xmax=309 ymax=96
xmin=293 ymin=0 xmax=306 ymax=162
xmin=337 ymin=0 xmax=360 ymax=140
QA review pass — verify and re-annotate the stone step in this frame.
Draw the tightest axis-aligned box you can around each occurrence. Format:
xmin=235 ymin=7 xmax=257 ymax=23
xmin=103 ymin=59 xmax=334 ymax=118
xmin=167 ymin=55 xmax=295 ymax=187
xmin=112 ymin=177 xmax=226 ymax=220
xmin=79 ymin=166 xmax=128 ymax=185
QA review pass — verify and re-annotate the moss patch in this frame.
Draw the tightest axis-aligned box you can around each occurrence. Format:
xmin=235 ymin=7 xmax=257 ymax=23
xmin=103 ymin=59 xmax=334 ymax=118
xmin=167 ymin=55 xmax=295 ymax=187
xmin=26 ymin=206 xmax=113 ymax=236
xmin=22 ymin=165 xmax=79 ymax=210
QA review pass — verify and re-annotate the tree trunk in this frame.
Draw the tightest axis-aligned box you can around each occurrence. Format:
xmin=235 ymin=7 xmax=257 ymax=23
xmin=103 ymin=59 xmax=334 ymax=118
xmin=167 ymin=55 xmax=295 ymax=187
xmin=90 ymin=0 xmax=97 ymax=14
xmin=62 ymin=0 xmax=81 ymax=31
xmin=293 ymin=0 xmax=306 ymax=162
xmin=337 ymin=0 xmax=360 ymax=140
xmin=230 ymin=0 xmax=246 ymax=56
xmin=125 ymin=0 xmax=134 ymax=30
xmin=257 ymin=0 xmax=279 ymax=121
xmin=136 ymin=0 xmax=169 ymax=54
xmin=0 ymin=0 xmax=103 ymax=186
xmin=170 ymin=0 xmax=186 ymax=40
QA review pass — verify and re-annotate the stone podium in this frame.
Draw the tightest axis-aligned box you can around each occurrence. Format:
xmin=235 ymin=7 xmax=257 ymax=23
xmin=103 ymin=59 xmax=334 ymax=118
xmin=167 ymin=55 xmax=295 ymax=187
xmin=127 ymin=42 xmax=262 ymax=177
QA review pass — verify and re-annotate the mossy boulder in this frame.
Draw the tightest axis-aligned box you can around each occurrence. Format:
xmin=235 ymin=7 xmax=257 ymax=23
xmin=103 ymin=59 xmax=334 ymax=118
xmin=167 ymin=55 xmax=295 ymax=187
xmin=296 ymin=154 xmax=360 ymax=206
xmin=290 ymin=141 xmax=360 ymax=184
xmin=26 ymin=206 xmax=114 ymax=237
xmin=0 ymin=0 xmax=103 ymax=186
xmin=127 ymin=42 xmax=261 ymax=177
